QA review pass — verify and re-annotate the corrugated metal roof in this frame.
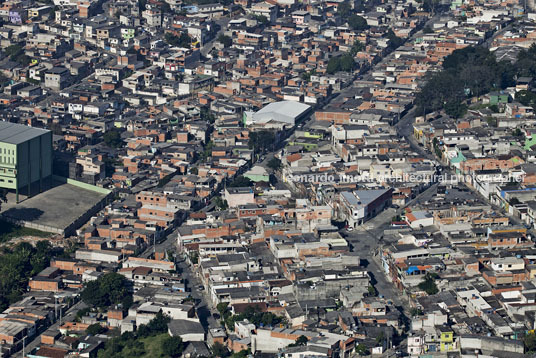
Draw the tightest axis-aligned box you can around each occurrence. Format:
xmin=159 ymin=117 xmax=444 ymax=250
xmin=0 ymin=121 xmax=50 ymax=145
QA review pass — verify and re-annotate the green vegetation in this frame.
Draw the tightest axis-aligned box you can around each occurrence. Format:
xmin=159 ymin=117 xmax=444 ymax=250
xmin=432 ymin=138 xmax=442 ymax=159
xmin=211 ymin=342 xmax=230 ymax=357
xmin=386 ymin=29 xmax=404 ymax=50
xmin=103 ymin=129 xmax=123 ymax=148
xmin=200 ymin=140 xmax=214 ymax=162
xmin=3 ymin=45 xmax=31 ymax=66
xmin=227 ymin=175 xmax=253 ymax=188
xmin=81 ymin=272 xmax=133 ymax=309
xmin=410 ymin=308 xmax=423 ymax=316
xmin=213 ymin=196 xmax=228 ymax=210
xmin=525 ymin=332 xmax=536 ymax=353
xmin=220 ymin=305 xmax=287 ymax=330
xmin=253 ymin=14 xmax=269 ymax=25
xmin=418 ymin=272 xmax=439 ymax=295
xmin=86 ymin=323 xmax=107 ymax=336
xmin=417 ymin=0 xmax=440 ymax=14
xmin=164 ymin=32 xmax=191 ymax=48
xmin=327 ymin=53 xmax=355 ymax=74
xmin=444 ymin=100 xmax=467 ymax=119
xmin=348 ymin=14 xmax=369 ymax=31
xmin=189 ymin=251 xmax=199 ymax=264
xmin=161 ymin=336 xmax=184 ymax=357
xmin=367 ymin=284 xmax=377 ymax=297
xmin=415 ymin=45 xmax=523 ymax=117
xmin=0 ymin=219 xmax=51 ymax=244
xmin=423 ymin=26 xmax=434 ymax=34
xmin=513 ymin=128 xmax=524 ymax=137
xmin=349 ymin=40 xmax=364 ymax=56
xmin=337 ymin=1 xmax=352 ymax=18
xmin=248 ymin=130 xmax=276 ymax=153
xmin=75 ymin=306 xmax=92 ymax=322
xmin=97 ymin=312 xmax=173 ymax=358
xmin=516 ymin=90 xmax=536 ymax=108
xmin=288 ymin=335 xmax=308 ymax=347
xmin=267 ymin=157 xmax=281 ymax=171
xmin=230 ymin=350 xmax=250 ymax=358
xmin=301 ymin=69 xmax=317 ymax=82
xmin=229 ymin=176 xmax=253 ymax=188
xmin=355 ymin=343 xmax=370 ymax=356
xmin=218 ymin=34 xmax=233 ymax=48
xmin=200 ymin=106 xmax=216 ymax=124
xmin=0 ymin=241 xmax=57 ymax=311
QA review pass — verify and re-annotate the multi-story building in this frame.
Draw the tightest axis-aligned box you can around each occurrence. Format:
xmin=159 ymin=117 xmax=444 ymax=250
xmin=0 ymin=122 xmax=53 ymax=202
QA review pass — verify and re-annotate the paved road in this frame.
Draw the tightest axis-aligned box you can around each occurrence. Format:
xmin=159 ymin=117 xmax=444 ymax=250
xmin=201 ymin=17 xmax=231 ymax=57
xmin=14 ymin=301 xmax=87 ymax=358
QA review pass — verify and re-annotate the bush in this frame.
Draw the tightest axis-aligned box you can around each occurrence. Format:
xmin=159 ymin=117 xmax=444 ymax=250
xmin=161 ymin=336 xmax=183 ymax=357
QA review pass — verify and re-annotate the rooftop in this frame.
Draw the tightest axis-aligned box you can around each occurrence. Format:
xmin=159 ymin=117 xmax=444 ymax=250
xmin=0 ymin=122 xmax=50 ymax=145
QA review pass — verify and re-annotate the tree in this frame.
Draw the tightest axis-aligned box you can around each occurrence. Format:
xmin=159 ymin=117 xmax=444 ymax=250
xmin=510 ymin=197 xmax=521 ymax=206
xmin=367 ymin=285 xmax=377 ymax=296
xmin=444 ymin=100 xmax=467 ymax=119
xmin=348 ymin=14 xmax=368 ymax=31
xmin=249 ymin=131 xmax=276 ymax=153
xmin=4 ymin=45 xmax=22 ymax=58
xmin=267 ymin=157 xmax=281 ymax=171
xmin=516 ymin=90 xmax=536 ymax=108
xmin=410 ymin=308 xmax=423 ymax=316
xmin=337 ymin=1 xmax=352 ymax=18
xmin=513 ymin=128 xmax=524 ymax=137
xmin=418 ymin=273 xmax=439 ymax=295
xmin=327 ymin=54 xmax=355 ymax=74
xmin=200 ymin=106 xmax=216 ymax=124
xmin=230 ymin=350 xmax=249 ymax=358
xmin=423 ymin=26 xmax=434 ymax=34
xmin=418 ymin=0 xmax=440 ymax=14
xmin=217 ymin=302 xmax=229 ymax=317
xmin=81 ymin=272 xmax=132 ymax=309
xmin=0 ymin=242 xmax=56 ymax=311
xmin=86 ymin=323 xmax=106 ymax=336
xmin=288 ymin=335 xmax=308 ymax=347
xmin=253 ymin=14 xmax=269 ymax=25
xmin=349 ymin=40 xmax=364 ymax=56
xmin=386 ymin=29 xmax=403 ymax=50
xmin=228 ymin=176 xmax=253 ymax=188
xmin=489 ymin=104 xmax=499 ymax=113
xmin=339 ymin=54 xmax=355 ymax=72
xmin=190 ymin=167 xmax=198 ymax=175
xmin=301 ymin=69 xmax=316 ymax=82
xmin=355 ymin=344 xmax=369 ymax=356
xmin=103 ymin=129 xmax=123 ymax=148
xmin=213 ymin=196 xmax=228 ymax=210
xmin=0 ymin=188 xmax=7 ymax=211
xmin=525 ymin=332 xmax=536 ymax=353
xmin=217 ymin=34 xmax=232 ymax=48
xmin=165 ymin=32 xmax=191 ymax=48
xmin=211 ymin=342 xmax=230 ymax=358
xmin=295 ymin=335 xmax=308 ymax=345
xmin=161 ymin=336 xmax=183 ymax=357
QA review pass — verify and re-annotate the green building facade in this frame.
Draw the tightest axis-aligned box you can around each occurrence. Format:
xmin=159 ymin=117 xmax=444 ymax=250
xmin=0 ymin=122 xmax=52 ymax=201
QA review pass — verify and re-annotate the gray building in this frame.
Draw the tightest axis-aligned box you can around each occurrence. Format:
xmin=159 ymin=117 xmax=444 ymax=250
xmin=0 ymin=122 xmax=53 ymax=201
xmin=44 ymin=67 xmax=70 ymax=90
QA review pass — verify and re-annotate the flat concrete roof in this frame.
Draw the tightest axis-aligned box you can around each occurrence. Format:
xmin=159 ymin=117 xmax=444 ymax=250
xmin=1 ymin=179 xmax=107 ymax=235
xmin=0 ymin=121 xmax=50 ymax=145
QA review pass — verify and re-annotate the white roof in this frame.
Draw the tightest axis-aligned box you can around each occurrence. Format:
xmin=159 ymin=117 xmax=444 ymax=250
xmin=252 ymin=101 xmax=311 ymax=125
